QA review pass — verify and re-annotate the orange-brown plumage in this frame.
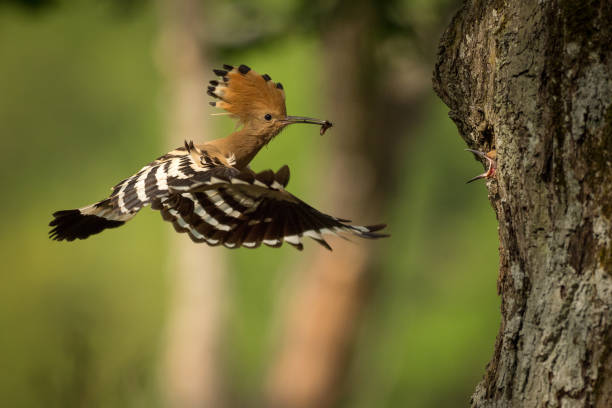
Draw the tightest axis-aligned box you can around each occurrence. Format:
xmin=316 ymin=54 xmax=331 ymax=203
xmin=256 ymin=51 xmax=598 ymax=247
xmin=210 ymin=64 xmax=287 ymax=123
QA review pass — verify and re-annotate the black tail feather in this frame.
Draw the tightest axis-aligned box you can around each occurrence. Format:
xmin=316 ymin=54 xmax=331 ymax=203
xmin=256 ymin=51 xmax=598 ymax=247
xmin=49 ymin=209 xmax=124 ymax=241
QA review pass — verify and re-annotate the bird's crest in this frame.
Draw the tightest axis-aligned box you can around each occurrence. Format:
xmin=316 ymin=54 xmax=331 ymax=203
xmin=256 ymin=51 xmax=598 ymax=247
xmin=208 ymin=64 xmax=287 ymax=124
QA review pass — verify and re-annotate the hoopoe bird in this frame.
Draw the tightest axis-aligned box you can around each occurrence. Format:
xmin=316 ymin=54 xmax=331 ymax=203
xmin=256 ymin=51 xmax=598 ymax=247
xmin=49 ymin=64 xmax=388 ymax=250
xmin=466 ymin=149 xmax=497 ymax=183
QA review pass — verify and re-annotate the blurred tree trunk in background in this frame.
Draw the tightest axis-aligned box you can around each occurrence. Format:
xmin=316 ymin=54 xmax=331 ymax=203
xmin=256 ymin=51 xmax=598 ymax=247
xmin=157 ymin=0 xmax=227 ymax=407
xmin=266 ymin=1 xmax=432 ymax=407
xmin=434 ymin=1 xmax=612 ymax=406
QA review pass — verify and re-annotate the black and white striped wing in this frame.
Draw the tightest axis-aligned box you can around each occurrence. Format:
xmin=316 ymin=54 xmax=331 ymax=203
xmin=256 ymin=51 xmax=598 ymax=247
xmin=49 ymin=143 xmax=238 ymax=241
xmin=154 ymin=166 xmax=388 ymax=250
xmin=108 ymin=145 xmax=238 ymax=216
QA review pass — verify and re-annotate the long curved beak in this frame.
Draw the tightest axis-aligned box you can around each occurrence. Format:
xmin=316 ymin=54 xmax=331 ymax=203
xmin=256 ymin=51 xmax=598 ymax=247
xmin=465 ymin=148 xmax=487 ymax=159
xmin=283 ymin=116 xmax=329 ymax=126
xmin=466 ymin=172 xmax=489 ymax=184
xmin=283 ymin=116 xmax=333 ymax=135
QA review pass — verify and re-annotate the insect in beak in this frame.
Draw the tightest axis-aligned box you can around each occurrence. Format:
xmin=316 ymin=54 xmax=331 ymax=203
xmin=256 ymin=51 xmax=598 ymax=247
xmin=283 ymin=116 xmax=333 ymax=135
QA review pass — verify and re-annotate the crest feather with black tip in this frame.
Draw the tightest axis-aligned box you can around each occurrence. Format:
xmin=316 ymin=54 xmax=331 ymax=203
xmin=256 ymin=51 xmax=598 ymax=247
xmin=208 ymin=64 xmax=286 ymax=122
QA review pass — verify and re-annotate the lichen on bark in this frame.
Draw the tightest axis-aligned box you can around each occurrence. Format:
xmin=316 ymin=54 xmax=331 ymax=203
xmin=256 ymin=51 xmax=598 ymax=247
xmin=433 ymin=1 xmax=612 ymax=406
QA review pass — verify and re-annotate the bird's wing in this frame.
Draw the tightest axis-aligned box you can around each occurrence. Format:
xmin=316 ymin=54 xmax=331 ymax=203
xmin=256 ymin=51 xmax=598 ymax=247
xmin=49 ymin=142 xmax=239 ymax=241
xmin=153 ymin=163 xmax=388 ymax=251
xmin=50 ymin=142 xmax=388 ymax=247
xmin=106 ymin=142 xmax=237 ymax=215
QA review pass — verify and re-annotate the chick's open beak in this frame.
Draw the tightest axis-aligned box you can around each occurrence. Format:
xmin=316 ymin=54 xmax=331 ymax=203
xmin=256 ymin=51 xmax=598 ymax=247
xmin=466 ymin=149 xmax=497 ymax=183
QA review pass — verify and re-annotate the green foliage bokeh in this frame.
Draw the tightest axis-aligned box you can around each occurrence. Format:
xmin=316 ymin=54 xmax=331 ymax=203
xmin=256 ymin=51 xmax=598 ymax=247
xmin=0 ymin=1 xmax=499 ymax=407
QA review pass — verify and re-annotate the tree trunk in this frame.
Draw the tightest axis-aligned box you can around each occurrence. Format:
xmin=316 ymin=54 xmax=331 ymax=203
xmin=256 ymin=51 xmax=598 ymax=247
xmin=433 ymin=1 xmax=612 ymax=406
xmin=157 ymin=1 xmax=227 ymax=407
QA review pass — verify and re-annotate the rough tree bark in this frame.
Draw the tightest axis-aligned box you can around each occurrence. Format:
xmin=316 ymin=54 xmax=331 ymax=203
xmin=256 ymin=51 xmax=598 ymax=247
xmin=157 ymin=0 xmax=227 ymax=407
xmin=433 ymin=1 xmax=612 ymax=407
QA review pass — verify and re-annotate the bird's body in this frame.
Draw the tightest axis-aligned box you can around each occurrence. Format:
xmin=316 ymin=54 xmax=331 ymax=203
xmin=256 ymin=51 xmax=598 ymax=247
xmin=49 ymin=64 xmax=388 ymax=250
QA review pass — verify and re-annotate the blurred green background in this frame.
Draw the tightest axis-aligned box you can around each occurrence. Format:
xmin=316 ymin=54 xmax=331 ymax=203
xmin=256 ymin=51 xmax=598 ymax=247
xmin=0 ymin=0 xmax=499 ymax=407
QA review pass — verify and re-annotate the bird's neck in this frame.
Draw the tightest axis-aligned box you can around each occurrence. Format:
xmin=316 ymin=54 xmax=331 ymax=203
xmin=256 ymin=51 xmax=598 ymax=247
xmin=208 ymin=128 xmax=271 ymax=169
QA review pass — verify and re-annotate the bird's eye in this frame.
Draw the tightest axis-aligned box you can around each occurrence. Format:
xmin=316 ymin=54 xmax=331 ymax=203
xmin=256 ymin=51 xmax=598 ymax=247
xmin=264 ymin=113 xmax=272 ymax=121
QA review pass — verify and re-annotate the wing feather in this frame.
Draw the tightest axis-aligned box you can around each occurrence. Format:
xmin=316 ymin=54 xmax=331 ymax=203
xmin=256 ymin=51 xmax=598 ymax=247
xmin=154 ymin=164 xmax=388 ymax=250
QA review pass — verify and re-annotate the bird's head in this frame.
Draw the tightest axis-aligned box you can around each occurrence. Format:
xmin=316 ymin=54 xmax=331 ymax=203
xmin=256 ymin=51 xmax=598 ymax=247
xmin=208 ymin=64 xmax=331 ymax=141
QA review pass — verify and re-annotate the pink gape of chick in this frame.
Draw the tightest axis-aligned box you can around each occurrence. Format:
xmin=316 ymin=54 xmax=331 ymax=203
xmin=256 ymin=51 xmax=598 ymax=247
xmin=466 ymin=149 xmax=497 ymax=183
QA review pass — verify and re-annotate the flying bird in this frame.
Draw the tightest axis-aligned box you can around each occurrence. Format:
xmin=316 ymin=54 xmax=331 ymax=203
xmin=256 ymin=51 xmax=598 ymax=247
xmin=49 ymin=64 xmax=388 ymax=250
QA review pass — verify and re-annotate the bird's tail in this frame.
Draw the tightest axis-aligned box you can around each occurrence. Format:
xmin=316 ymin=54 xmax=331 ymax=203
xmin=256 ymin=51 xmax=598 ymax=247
xmin=49 ymin=198 xmax=136 ymax=241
